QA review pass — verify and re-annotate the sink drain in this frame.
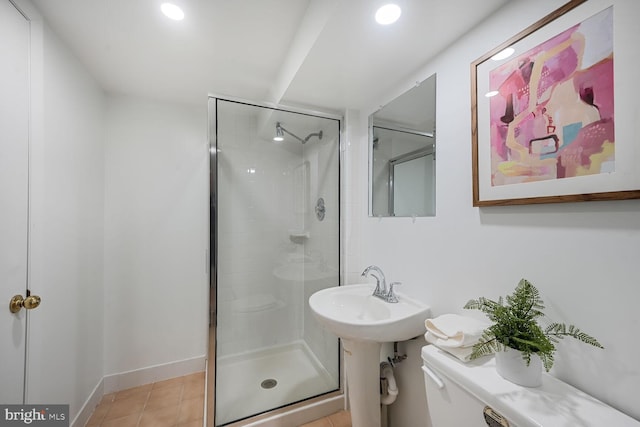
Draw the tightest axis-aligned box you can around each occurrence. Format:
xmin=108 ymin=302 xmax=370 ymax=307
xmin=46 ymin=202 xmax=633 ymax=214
xmin=261 ymin=379 xmax=277 ymax=389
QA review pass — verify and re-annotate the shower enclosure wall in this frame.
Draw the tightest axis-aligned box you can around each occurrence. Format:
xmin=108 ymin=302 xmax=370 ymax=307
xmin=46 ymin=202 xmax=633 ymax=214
xmin=208 ymin=98 xmax=341 ymax=426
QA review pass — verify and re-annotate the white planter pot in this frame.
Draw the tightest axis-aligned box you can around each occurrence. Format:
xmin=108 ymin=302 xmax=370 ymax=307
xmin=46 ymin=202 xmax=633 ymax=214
xmin=495 ymin=348 xmax=542 ymax=387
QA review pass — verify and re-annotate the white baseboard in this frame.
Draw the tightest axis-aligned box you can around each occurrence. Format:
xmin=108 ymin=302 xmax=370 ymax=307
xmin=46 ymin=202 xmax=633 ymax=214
xmin=103 ymin=355 xmax=206 ymax=394
xmin=71 ymin=378 xmax=104 ymax=427
xmin=72 ymin=354 xmax=341 ymax=427
xmin=71 ymin=356 xmax=206 ymax=427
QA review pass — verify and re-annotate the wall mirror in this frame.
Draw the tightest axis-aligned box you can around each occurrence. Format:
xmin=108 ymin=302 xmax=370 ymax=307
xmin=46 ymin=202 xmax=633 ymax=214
xmin=369 ymin=74 xmax=436 ymax=217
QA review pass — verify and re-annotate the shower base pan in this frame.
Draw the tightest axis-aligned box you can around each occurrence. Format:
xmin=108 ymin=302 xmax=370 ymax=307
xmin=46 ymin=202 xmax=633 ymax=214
xmin=215 ymin=340 xmax=338 ymax=425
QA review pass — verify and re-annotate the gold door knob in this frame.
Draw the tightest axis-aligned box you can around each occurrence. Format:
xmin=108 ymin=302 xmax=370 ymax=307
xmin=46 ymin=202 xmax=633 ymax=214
xmin=24 ymin=295 xmax=41 ymax=309
xmin=9 ymin=294 xmax=41 ymax=314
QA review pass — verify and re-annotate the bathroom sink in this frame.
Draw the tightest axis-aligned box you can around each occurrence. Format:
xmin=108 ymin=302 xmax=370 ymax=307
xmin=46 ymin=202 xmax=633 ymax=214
xmin=309 ymin=284 xmax=430 ymax=342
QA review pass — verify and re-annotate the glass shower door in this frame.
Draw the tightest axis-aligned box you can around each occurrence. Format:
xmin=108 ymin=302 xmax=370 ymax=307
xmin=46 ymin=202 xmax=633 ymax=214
xmin=210 ymin=98 xmax=340 ymax=426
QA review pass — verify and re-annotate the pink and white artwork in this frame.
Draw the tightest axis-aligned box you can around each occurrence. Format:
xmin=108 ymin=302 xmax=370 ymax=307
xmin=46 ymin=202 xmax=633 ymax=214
xmin=488 ymin=7 xmax=614 ymax=187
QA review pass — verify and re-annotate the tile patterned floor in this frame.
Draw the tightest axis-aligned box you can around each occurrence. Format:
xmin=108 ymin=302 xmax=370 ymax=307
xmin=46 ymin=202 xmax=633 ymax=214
xmin=300 ymin=410 xmax=351 ymax=427
xmin=85 ymin=371 xmax=348 ymax=427
xmin=85 ymin=372 xmax=205 ymax=427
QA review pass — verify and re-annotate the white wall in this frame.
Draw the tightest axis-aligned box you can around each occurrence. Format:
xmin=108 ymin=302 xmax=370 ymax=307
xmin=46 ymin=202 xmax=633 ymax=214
xmin=347 ymin=0 xmax=640 ymax=424
xmin=22 ymin=5 xmax=210 ymax=418
xmin=103 ymin=95 xmax=208 ymax=377
xmin=25 ymin=13 xmax=106 ymax=422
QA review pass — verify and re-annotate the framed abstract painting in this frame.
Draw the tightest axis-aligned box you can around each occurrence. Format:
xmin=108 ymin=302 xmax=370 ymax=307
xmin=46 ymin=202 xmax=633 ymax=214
xmin=471 ymin=0 xmax=640 ymax=206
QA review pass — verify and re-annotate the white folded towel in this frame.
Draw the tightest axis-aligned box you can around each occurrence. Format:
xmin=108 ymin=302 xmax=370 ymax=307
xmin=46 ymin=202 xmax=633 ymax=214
xmin=425 ymin=314 xmax=490 ymax=348
xmin=425 ymin=332 xmax=475 ymax=362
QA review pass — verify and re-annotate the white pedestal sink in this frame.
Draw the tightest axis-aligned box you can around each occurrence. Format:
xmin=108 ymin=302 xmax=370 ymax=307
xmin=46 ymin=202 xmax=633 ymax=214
xmin=309 ymin=284 xmax=430 ymax=427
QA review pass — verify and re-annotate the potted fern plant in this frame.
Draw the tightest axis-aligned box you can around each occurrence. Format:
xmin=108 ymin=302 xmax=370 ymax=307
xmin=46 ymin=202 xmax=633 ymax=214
xmin=464 ymin=278 xmax=603 ymax=387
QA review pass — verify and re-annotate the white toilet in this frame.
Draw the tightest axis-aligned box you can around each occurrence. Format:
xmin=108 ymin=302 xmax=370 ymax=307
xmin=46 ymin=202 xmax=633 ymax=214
xmin=421 ymin=345 xmax=640 ymax=427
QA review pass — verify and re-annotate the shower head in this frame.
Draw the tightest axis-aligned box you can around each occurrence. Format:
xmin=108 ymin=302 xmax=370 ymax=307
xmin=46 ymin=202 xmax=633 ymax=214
xmin=273 ymin=122 xmax=323 ymax=144
xmin=273 ymin=123 xmax=284 ymax=142
xmin=303 ymin=130 xmax=323 ymax=144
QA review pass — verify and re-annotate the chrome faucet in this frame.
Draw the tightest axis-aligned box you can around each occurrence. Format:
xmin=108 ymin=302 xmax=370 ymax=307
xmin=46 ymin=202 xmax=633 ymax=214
xmin=361 ymin=265 xmax=386 ymax=298
xmin=361 ymin=265 xmax=399 ymax=303
xmin=386 ymin=282 xmax=401 ymax=303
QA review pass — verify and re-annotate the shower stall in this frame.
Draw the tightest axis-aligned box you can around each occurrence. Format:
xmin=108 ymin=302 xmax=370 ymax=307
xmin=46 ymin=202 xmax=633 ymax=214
xmin=208 ymin=98 xmax=341 ymax=426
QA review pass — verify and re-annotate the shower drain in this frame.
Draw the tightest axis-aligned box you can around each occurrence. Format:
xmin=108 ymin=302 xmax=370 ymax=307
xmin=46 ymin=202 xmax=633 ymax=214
xmin=261 ymin=379 xmax=278 ymax=389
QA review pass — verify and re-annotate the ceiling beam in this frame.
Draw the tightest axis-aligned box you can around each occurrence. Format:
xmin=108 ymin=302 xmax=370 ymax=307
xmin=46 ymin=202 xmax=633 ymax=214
xmin=265 ymin=0 xmax=341 ymax=105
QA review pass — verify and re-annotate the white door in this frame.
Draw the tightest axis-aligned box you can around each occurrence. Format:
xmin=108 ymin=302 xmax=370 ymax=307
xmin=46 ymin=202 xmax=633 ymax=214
xmin=0 ymin=0 xmax=32 ymax=404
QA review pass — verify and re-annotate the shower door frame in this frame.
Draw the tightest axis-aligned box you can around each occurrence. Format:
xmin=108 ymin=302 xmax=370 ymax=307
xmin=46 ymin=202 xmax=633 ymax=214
xmin=207 ymin=95 xmax=344 ymax=427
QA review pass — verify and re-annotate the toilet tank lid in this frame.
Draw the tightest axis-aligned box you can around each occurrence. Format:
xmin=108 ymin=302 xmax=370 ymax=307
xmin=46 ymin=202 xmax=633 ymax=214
xmin=421 ymin=345 xmax=640 ymax=427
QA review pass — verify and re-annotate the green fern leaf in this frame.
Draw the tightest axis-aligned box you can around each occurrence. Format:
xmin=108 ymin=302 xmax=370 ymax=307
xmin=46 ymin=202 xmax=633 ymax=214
xmin=544 ymin=323 xmax=604 ymax=348
xmin=464 ymin=278 xmax=603 ymax=370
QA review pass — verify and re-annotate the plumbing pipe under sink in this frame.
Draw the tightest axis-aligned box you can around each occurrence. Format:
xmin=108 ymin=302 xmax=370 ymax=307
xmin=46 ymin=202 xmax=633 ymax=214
xmin=380 ymin=362 xmax=398 ymax=405
xmin=380 ymin=362 xmax=398 ymax=427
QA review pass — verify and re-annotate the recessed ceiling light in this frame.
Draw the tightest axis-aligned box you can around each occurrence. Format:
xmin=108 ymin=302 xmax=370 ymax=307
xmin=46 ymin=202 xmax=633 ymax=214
xmin=491 ymin=47 xmax=515 ymax=61
xmin=375 ymin=4 xmax=401 ymax=25
xmin=161 ymin=3 xmax=184 ymax=21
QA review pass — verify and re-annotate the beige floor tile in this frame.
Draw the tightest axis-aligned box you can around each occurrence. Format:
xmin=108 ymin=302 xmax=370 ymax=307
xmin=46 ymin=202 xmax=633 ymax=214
xmin=300 ymin=411 xmax=352 ymax=427
xmin=183 ymin=372 xmax=205 ymax=383
xmin=149 ymin=383 xmax=183 ymax=400
xmin=100 ymin=413 xmax=140 ymax=427
xmin=85 ymin=373 xmax=209 ymax=427
xmin=153 ymin=376 xmax=185 ymax=390
xmin=300 ymin=418 xmax=332 ymax=427
xmin=100 ymin=393 xmax=116 ymax=404
xmin=146 ymin=394 xmax=183 ymax=411
xmin=328 ymin=410 xmax=351 ymax=427
xmin=177 ymin=396 xmax=204 ymax=424
xmin=146 ymin=384 xmax=183 ymax=410
xmin=103 ymin=396 xmax=146 ymax=420
xmin=84 ymin=418 xmax=102 ymax=427
xmin=182 ymin=380 xmax=204 ymax=399
xmin=86 ymin=402 xmax=111 ymax=425
xmin=178 ymin=419 xmax=204 ymax=427
xmin=115 ymin=383 xmax=152 ymax=400
xmin=138 ymin=405 xmax=180 ymax=427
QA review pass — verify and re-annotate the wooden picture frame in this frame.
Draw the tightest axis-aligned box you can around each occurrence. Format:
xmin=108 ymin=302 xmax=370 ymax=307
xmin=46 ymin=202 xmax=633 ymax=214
xmin=471 ymin=0 xmax=640 ymax=206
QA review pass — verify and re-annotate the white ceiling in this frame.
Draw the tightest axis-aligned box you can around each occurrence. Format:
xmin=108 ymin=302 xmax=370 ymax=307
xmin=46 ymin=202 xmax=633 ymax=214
xmin=32 ymin=0 xmax=511 ymax=112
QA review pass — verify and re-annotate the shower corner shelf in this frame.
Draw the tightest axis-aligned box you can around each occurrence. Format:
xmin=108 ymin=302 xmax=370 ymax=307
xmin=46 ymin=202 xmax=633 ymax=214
xmin=288 ymin=230 xmax=310 ymax=244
